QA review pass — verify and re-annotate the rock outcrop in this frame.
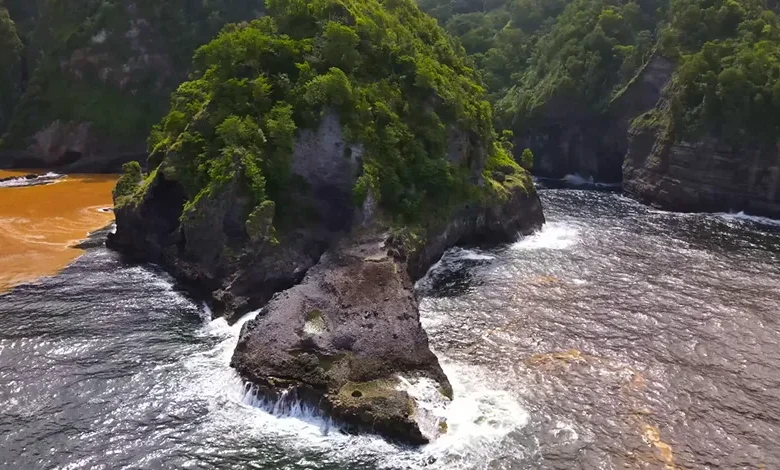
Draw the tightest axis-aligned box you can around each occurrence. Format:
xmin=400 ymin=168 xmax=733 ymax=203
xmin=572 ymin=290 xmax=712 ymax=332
xmin=108 ymin=113 xmax=362 ymax=323
xmin=108 ymin=0 xmax=546 ymax=443
xmin=232 ymin=181 xmax=542 ymax=445
xmin=109 ymin=112 xmax=544 ymax=443
xmin=624 ymin=125 xmax=780 ymax=217
xmin=517 ymin=54 xmax=675 ymax=182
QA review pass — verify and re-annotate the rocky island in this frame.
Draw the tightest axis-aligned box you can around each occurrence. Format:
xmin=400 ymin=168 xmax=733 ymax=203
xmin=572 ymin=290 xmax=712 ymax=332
xmin=107 ymin=0 xmax=543 ymax=443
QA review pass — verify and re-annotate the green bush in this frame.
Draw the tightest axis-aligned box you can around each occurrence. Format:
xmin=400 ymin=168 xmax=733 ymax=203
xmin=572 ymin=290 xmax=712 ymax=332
xmin=113 ymin=161 xmax=143 ymax=203
xmin=520 ymin=148 xmax=534 ymax=170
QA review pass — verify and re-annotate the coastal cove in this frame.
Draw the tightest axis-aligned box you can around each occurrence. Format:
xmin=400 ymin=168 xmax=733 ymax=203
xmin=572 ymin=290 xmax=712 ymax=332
xmin=2 ymin=0 xmax=780 ymax=466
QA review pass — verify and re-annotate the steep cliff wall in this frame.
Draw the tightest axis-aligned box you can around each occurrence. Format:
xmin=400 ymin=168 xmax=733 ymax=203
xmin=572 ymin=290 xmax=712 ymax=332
xmin=517 ymin=54 xmax=674 ymax=182
xmin=624 ymin=125 xmax=780 ymax=217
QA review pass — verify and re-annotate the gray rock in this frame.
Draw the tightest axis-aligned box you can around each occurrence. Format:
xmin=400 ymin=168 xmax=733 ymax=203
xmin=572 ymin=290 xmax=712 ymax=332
xmin=232 ymin=184 xmax=543 ymax=445
xmin=109 ymin=111 xmax=545 ymax=444
xmin=624 ymin=125 xmax=780 ymax=217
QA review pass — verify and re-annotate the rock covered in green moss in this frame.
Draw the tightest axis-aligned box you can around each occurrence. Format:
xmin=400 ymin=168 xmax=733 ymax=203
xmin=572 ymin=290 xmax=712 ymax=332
xmin=110 ymin=0 xmax=538 ymax=312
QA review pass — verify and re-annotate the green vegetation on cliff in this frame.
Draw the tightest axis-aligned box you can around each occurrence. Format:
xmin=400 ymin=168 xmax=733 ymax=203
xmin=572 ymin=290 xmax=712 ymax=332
xmin=651 ymin=0 xmax=780 ymax=143
xmin=418 ymin=0 xmax=570 ymax=99
xmin=500 ymin=0 xmax=664 ymax=123
xmin=424 ymin=0 xmax=780 ymax=147
xmin=132 ymin=0 xmax=526 ymax=234
xmin=0 ymin=0 xmax=264 ymax=149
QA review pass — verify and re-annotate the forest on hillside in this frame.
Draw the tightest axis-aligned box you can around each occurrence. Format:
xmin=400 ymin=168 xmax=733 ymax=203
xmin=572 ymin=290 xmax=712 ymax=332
xmin=420 ymin=0 xmax=780 ymax=144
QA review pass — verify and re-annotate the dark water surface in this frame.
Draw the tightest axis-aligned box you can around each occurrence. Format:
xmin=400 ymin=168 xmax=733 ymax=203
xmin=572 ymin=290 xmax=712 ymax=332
xmin=2 ymin=188 xmax=780 ymax=469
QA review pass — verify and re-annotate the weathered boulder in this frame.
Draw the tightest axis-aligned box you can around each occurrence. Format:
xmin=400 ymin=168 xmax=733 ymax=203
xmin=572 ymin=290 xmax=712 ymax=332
xmin=232 ymin=226 xmax=448 ymax=444
xmin=624 ymin=124 xmax=780 ymax=217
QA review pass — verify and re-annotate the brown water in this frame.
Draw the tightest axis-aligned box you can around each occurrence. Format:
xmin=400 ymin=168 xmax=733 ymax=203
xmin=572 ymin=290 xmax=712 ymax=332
xmin=0 ymin=170 xmax=117 ymax=291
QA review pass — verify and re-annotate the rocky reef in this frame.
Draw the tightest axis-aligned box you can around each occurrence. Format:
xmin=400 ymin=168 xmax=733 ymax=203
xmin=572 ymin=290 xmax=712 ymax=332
xmin=108 ymin=0 xmax=544 ymax=443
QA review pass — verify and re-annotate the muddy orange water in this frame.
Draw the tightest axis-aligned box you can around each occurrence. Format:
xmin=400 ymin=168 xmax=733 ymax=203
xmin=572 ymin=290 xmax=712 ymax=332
xmin=0 ymin=169 xmax=117 ymax=292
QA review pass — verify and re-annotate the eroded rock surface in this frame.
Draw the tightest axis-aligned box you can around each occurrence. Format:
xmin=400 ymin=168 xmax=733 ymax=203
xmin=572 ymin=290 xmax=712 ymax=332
xmin=232 ymin=187 xmax=543 ymax=444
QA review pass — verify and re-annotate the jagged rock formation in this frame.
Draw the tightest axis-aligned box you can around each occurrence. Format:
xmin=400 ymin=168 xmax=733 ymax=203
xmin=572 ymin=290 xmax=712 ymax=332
xmin=109 ymin=111 xmax=544 ymax=443
xmin=108 ymin=0 xmax=545 ymax=443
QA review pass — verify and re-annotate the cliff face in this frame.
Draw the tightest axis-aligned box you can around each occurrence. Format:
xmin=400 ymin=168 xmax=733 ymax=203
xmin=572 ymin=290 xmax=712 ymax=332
xmin=109 ymin=112 xmax=364 ymax=321
xmin=517 ymin=55 xmax=675 ymax=182
xmin=0 ymin=0 xmax=263 ymax=172
xmin=624 ymin=126 xmax=780 ymax=217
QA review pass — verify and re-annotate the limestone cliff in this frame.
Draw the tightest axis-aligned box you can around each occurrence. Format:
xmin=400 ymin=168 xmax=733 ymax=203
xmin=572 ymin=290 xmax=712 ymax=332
xmin=624 ymin=124 xmax=780 ymax=218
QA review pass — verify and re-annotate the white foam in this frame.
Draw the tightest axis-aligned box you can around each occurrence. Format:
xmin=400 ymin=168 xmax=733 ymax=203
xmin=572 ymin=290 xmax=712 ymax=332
xmin=512 ymin=222 xmax=579 ymax=250
xmin=452 ymin=248 xmax=495 ymax=262
xmin=563 ymin=173 xmax=593 ymax=186
xmin=0 ymin=172 xmax=62 ymax=188
xmin=562 ymin=173 xmax=621 ymax=189
xmin=170 ymin=297 xmax=531 ymax=468
xmin=421 ymin=362 xmax=531 ymax=468
xmin=416 ymin=247 xmax=494 ymax=289
xmin=717 ymin=211 xmax=780 ymax=227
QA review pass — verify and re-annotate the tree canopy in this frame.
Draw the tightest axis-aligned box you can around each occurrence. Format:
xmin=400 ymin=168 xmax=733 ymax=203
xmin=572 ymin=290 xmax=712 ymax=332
xmin=123 ymin=0 xmax=524 ymax=236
